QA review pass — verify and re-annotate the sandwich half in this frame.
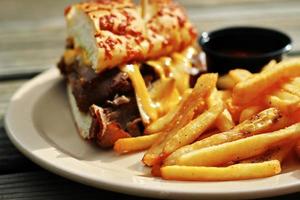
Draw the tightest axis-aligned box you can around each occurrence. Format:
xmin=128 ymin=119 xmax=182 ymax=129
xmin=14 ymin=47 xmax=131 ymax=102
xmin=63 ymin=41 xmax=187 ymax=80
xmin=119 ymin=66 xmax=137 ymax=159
xmin=58 ymin=0 xmax=204 ymax=148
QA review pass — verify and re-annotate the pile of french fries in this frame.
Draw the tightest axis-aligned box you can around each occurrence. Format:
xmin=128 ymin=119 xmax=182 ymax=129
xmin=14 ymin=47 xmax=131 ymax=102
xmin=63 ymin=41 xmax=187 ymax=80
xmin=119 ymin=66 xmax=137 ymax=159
xmin=114 ymin=58 xmax=300 ymax=181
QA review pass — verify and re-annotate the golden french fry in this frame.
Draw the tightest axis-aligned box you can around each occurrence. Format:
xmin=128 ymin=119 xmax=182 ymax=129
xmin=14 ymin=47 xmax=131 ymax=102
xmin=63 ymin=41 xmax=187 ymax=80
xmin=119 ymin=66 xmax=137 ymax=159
xmin=217 ymin=74 xmax=236 ymax=90
xmin=229 ymin=69 xmax=253 ymax=83
xmin=239 ymin=105 xmax=264 ymax=123
xmin=163 ymin=100 xmax=224 ymax=155
xmin=217 ymin=69 xmax=253 ymax=90
xmin=114 ymin=133 xmax=160 ymax=154
xmin=266 ymin=90 xmax=300 ymax=113
xmin=225 ymin=97 xmax=243 ymax=123
xmin=261 ymin=60 xmax=277 ymax=72
xmin=218 ymin=90 xmax=232 ymax=101
xmin=264 ymin=112 xmax=296 ymax=132
xmin=296 ymin=140 xmax=300 ymax=160
xmin=233 ymin=59 xmax=300 ymax=105
xmin=164 ymin=108 xmax=281 ymax=166
xmin=176 ymin=123 xmax=300 ymax=167
xmin=161 ymin=160 xmax=281 ymax=181
xmin=196 ymin=129 xmax=220 ymax=141
xmin=215 ymin=109 xmax=234 ymax=131
xmin=207 ymin=89 xmax=234 ymax=131
xmin=282 ymin=77 xmax=300 ymax=97
xmin=143 ymin=109 xmax=194 ymax=166
xmin=143 ymin=73 xmax=218 ymax=166
xmin=290 ymin=109 xmax=300 ymax=123
xmin=242 ymin=142 xmax=294 ymax=163
xmin=290 ymin=77 xmax=300 ymax=87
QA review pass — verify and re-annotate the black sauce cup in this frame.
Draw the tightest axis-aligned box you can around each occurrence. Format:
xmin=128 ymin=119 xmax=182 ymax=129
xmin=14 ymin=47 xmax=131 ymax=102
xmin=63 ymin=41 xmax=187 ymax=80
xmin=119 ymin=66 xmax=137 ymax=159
xmin=199 ymin=27 xmax=292 ymax=74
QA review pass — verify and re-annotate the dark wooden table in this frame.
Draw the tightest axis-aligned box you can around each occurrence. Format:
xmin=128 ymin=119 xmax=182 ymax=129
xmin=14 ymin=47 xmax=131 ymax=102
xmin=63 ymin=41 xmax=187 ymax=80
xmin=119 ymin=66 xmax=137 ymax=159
xmin=0 ymin=0 xmax=300 ymax=199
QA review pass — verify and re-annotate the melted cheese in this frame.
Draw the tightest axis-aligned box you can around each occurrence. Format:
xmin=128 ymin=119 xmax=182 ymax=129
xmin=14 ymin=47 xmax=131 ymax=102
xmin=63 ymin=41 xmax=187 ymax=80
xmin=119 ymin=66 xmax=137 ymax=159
xmin=121 ymin=64 xmax=158 ymax=124
xmin=121 ymin=46 xmax=197 ymax=125
xmin=147 ymin=46 xmax=196 ymax=95
xmin=149 ymin=78 xmax=181 ymax=116
xmin=146 ymin=59 xmax=167 ymax=79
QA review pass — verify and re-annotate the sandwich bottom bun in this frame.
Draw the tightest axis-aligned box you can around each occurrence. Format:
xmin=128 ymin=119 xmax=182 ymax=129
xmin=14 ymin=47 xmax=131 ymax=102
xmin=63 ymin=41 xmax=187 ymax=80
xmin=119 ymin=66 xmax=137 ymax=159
xmin=67 ymin=84 xmax=92 ymax=139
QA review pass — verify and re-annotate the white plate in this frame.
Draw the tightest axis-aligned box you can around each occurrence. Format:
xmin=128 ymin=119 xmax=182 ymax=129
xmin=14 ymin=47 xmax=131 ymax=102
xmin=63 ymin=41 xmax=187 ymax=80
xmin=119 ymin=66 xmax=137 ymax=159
xmin=4 ymin=67 xmax=300 ymax=199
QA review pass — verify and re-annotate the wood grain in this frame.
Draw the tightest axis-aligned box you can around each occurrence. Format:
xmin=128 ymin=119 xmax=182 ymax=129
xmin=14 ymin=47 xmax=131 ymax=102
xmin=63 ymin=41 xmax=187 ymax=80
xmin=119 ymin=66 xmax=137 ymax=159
xmin=0 ymin=80 xmax=26 ymax=122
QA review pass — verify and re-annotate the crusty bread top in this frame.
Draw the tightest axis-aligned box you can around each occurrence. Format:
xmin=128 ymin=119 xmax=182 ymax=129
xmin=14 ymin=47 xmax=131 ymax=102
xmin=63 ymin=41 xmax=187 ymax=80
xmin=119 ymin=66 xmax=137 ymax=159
xmin=65 ymin=0 xmax=197 ymax=73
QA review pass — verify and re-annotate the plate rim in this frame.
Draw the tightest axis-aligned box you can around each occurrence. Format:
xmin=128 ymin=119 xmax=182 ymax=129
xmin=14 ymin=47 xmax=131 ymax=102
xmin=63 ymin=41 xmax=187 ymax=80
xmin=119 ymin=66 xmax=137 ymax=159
xmin=4 ymin=67 xmax=300 ymax=199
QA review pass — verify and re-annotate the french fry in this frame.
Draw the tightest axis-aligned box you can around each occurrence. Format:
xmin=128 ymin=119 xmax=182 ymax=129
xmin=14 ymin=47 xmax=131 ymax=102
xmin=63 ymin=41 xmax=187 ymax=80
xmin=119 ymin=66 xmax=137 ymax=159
xmin=282 ymin=77 xmax=300 ymax=97
xmin=208 ymin=89 xmax=234 ymax=131
xmin=290 ymin=77 xmax=300 ymax=87
xmin=265 ymin=114 xmax=294 ymax=132
xmin=215 ymin=108 xmax=235 ymax=131
xmin=164 ymin=108 xmax=281 ymax=166
xmin=233 ymin=58 xmax=300 ymax=105
xmin=218 ymin=90 xmax=232 ymax=101
xmin=261 ymin=60 xmax=277 ymax=72
xmin=196 ymin=129 xmax=220 ymax=141
xmin=266 ymin=90 xmax=300 ymax=113
xmin=295 ymin=139 xmax=300 ymax=160
xmin=225 ymin=97 xmax=244 ymax=123
xmin=217 ymin=69 xmax=253 ymax=90
xmin=143 ymin=74 xmax=218 ymax=166
xmin=163 ymin=99 xmax=224 ymax=155
xmin=242 ymin=142 xmax=294 ymax=163
xmin=143 ymin=109 xmax=194 ymax=166
xmin=229 ymin=69 xmax=253 ymax=83
xmin=114 ymin=133 xmax=160 ymax=154
xmin=161 ymin=160 xmax=281 ymax=181
xmin=152 ymin=104 xmax=223 ymax=175
xmin=217 ymin=74 xmax=235 ymax=90
xmin=176 ymin=123 xmax=300 ymax=167
xmin=239 ymin=105 xmax=264 ymax=123
xmin=290 ymin=108 xmax=300 ymax=123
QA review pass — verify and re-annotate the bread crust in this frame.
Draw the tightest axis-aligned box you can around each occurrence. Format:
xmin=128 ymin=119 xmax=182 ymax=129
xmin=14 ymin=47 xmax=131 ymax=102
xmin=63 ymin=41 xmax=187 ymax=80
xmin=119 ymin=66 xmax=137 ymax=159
xmin=65 ymin=0 xmax=197 ymax=73
xmin=67 ymin=84 xmax=92 ymax=139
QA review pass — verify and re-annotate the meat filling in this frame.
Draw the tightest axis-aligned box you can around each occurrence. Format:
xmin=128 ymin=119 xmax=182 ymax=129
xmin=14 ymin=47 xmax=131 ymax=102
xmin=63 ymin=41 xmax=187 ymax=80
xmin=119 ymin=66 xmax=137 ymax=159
xmin=58 ymin=42 xmax=157 ymax=148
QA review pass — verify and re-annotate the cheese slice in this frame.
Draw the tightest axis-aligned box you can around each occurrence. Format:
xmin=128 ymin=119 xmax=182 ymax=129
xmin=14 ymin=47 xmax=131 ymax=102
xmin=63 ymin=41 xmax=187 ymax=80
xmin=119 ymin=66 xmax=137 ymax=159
xmin=65 ymin=0 xmax=197 ymax=73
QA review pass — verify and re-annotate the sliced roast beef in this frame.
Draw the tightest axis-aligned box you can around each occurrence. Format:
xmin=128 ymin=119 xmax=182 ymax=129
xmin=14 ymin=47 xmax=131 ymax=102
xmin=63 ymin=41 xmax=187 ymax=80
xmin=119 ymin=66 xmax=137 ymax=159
xmin=58 ymin=56 xmax=132 ymax=113
xmin=58 ymin=45 xmax=147 ymax=148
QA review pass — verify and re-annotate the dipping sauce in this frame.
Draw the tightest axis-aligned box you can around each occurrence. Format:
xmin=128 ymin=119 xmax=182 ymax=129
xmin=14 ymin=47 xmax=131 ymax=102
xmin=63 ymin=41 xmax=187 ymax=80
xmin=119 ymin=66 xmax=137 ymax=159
xmin=218 ymin=49 xmax=262 ymax=57
xmin=199 ymin=27 xmax=292 ymax=74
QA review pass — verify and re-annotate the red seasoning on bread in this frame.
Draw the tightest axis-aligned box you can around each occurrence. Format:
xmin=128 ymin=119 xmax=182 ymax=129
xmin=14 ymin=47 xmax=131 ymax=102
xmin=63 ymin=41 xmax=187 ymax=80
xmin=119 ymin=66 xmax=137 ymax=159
xmin=58 ymin=0 xmax=203 ymax=148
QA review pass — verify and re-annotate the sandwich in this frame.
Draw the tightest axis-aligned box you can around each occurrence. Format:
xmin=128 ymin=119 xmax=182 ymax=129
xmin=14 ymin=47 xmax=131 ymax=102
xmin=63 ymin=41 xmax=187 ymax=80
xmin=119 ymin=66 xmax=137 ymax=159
xmin=57 ymin=0 xmax=203 ymax=148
